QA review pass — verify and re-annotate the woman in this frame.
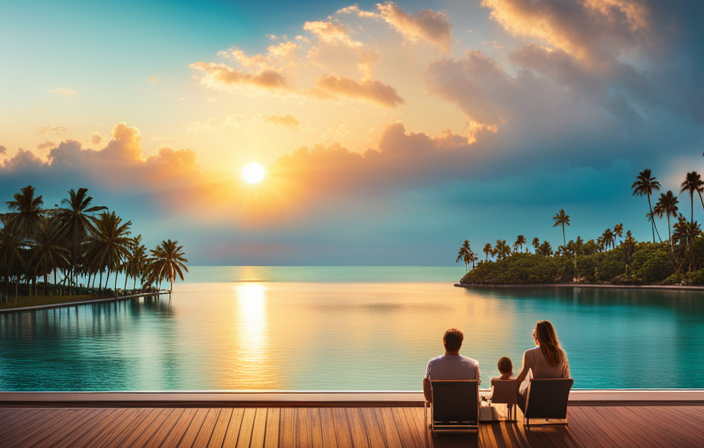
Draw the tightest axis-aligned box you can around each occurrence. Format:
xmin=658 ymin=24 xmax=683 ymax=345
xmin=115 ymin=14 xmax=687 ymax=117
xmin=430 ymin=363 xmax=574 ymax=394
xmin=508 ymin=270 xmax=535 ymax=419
xmin=514 ymin=320 xmax=570 ymax=412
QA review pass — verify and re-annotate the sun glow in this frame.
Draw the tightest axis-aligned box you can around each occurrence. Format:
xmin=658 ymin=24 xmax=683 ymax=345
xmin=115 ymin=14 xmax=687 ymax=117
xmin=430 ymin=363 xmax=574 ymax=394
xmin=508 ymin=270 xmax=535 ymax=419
xmin=242 ymin=163 xmax=265 ymax=184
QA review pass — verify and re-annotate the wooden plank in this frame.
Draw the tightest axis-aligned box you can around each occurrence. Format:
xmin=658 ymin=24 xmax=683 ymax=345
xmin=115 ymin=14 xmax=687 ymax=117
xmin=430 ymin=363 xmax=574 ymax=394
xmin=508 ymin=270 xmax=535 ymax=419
xmin=264 ymin=407 xmax=280 ymax=448
xmin=221 ymin=408 xmax=246 ymax=448
xmin=0 ymin=408 xmax=45 ymax=439
xmin=1 ymin=408 xmax=74 ymax=446
xmin=8 ymin=408 xmax=99 ymax=448
xmin=305 ymin=407 xmax=326 ymax=448
xmin=295 ymin=407 xmax=311 ymax=447
xmin=318 ymin=408 xmax=339 ymax=448
xmin=345 ymin=408 xmax=370 ymax=448
xmin=279 ymin=408 xmax=296 ymax=448
xmin=375 ymin=408 xmax=402 ymax=448
xmin=249 ymin=408 xmax=268 ymax=448
xmin=565 ymin=407 xmax=611 ymax=448
xmin=57 ymin=408 xmax=129 ymax=448
xmin=574 ymin=407 xmax=636 ymax=447
xmin=141 ymin=407 xmax=185 ymax=448
xmin=178 ymin=408 xmax=210 ymax=448
xmin=160 ymin=408 xmax=198 ymax=448
xmin=104 ymin=408 xmax=164 ymax=448
xmin=92 ymin=408 xmax=152 ymax=447
xmin=207 ymin=408 xmax=233 ymax=448
xmin=331 ymin=407 xmax=354 ymax=448
xmin=235 ymin=407 xmax=257 ymax=448
xmin=400 ymin=407 xmax=427 ymax=448
xmin=193 ymin=408 xmax=222 ymax=447
xmin=392 ymin=407 xmax=421 ymax=448
xmin=0 ymin=408 xmax=49 ymax=441
xmin=127 ymin=407 xmax=176 ymax=447
xmin=359 ymin=407 xmax=387 ymax=448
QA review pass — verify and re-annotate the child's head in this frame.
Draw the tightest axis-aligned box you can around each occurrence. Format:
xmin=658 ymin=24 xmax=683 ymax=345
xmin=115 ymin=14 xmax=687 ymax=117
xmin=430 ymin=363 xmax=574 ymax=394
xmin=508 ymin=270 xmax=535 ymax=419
xmin=498 ymin=356 xmax=513 ymax=375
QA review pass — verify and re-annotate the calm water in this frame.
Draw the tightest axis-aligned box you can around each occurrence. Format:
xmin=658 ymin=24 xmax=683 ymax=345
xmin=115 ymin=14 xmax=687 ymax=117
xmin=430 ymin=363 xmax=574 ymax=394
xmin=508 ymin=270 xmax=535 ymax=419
xmin=1 ymin=266 xmax=704 ymax=391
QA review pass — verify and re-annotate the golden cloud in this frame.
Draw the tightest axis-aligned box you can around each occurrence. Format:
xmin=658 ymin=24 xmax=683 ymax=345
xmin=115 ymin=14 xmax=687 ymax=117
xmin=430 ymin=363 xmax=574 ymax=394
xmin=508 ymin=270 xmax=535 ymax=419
xmin=339 ymin=2 xmax=452 ymax=50
xmin=314 ymin=74 xmax=405 ymax=107
xmin=190 ymin=62 xmax=289 ymax=91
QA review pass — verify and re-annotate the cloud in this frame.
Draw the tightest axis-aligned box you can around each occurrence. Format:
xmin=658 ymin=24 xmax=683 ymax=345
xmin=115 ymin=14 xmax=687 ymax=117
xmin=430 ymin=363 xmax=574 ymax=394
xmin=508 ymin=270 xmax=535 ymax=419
xmin=37 ymin=141 xmax=55 ymax=150
xmin=303 ymin=20 xmax=362 ymax=48
xmin=90 ymin=132 xmax=103 ymax=145
xmin=50 ymin=87 xmax=77 ymax=96
xmin=190 ymin=62 xmax=289 ymax=92
xmin=314 ymin=74 xmax=405 ymax=107
xmin=480 ymin=0 xmax=648 ymax=61
xmin=219 ymin=41 xmax=300 ymax=71
xmin=264 ymin=114 xmax=299 ymax=128
xmin=37 ymin=125 xmax=66 ymax=136
xmin=0 ymin=146 xmax=6 ymax=155
xmin=150 ymin=76 xmax=158 ymax=83
xmin=339 ymin=2 xmax=452 ymax=50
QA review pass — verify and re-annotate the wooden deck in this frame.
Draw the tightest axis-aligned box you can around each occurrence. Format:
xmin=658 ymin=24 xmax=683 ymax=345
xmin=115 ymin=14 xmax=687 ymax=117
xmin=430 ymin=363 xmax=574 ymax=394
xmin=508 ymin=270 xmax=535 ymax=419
xmin=1 ymin=404 xmax=703 ymax=447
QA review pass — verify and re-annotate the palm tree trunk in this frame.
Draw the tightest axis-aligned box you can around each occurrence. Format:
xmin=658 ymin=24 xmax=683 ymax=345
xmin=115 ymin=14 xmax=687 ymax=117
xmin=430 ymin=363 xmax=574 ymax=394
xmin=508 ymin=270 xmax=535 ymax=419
xmin=562 ymin=225 xmax=566 ymax=247
xmin=105 ymin=269 xmax=110 ymax=293
xmin=648 ymin=195 xmax=656 ymax=243
xmin=691 ymin=193 xmax=694 ymax=225
xmin=114 ymin=271 xmax=119 ymax=298
xmin=98 ymin=269 xmax=103 ymax=295
xmin=667 ymin=214 xmax=673 ymax=253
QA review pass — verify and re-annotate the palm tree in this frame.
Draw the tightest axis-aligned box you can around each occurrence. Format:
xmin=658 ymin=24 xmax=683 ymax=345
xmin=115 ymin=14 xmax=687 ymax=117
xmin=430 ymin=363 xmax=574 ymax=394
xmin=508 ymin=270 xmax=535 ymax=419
xmin=513 ymin=235 xmax=526 ymax=253
xmin=456 ymin=240 xmax=473 ymax=272
xmin=54 ymin=188 xmax=106 ymax=293
xmin=0 ymin=226 xmax=25 ymax=302
xmin=532 ymin=237 xmax=540 ymax=254
xmin=680 ymin=171 xmax=704 ymax=225
xmin=84 ymin=211 xmax=132 ymax=297
xmin=632 ymin=169 xmax=661 ymax=243
xmin=483 ymin=243 xmax=492 ymax=261
xmin=602 ymin=228 xmax=615 ymax=250
xmin=31 ymin=219 xmax=69 ymax=296
xmin=654 ymin=190 xmax=679 ymax=252
xmin=6 ymin=185 xmax=44 ymax=238
xmin=552 ymin=209 xmax=570 ymax=247
xmin=124 ymin=235 xmax=147 ymax=290
xmin=495 ymin=240 xmax=511 ymax=260
xmin=623 ymin=230 xmax=637 ymax=274
xmin=613 ymin=223 xmax=623 ymax=245
xmin=149 ymin=239 xmax=188 ymax=293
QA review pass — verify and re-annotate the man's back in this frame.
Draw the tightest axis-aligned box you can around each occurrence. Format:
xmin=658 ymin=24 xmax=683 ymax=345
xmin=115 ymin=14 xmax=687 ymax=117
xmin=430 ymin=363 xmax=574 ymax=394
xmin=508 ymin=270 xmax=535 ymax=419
xmin=426 ymin=354 xmax=481 ymax=382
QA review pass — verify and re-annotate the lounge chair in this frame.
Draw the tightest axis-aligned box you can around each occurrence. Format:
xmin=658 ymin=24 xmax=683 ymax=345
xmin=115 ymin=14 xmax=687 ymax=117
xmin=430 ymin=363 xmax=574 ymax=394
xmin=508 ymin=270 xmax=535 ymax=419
xmin=490 ymin=379 xmax=519 ymax=421
xmin=523 ymin=378 xmax=574 ymax=427
xmin=424 ymin=380 xmax=479 ymax=434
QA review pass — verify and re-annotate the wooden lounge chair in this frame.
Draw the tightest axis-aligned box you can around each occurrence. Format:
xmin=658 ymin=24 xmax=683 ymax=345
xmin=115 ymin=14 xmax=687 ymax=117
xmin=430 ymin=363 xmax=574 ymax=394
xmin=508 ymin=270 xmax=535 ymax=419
xmin=523 ymin=378 xmax=574 ymax=427
xmin=424 ymin=380 xmax=479 ymax=434
xmin=490 ymin=379 xmax=519 ymax=421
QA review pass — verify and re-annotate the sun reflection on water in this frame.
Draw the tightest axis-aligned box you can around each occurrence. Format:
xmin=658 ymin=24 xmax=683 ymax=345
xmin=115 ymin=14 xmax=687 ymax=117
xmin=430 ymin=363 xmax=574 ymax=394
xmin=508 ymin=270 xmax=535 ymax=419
xmin=230 ymin=283 xmax=275 ymax=389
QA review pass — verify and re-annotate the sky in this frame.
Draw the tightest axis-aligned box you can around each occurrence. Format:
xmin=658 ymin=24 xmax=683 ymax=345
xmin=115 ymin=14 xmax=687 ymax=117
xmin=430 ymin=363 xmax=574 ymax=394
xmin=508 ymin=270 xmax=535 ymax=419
xmin=1 ymin=0 xmax=703 ymax=265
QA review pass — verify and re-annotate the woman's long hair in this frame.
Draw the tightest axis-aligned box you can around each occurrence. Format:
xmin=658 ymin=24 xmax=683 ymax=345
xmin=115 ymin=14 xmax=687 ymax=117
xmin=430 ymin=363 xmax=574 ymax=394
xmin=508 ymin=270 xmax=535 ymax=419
xmin=534 ymin=320 xmax=565 ymax=367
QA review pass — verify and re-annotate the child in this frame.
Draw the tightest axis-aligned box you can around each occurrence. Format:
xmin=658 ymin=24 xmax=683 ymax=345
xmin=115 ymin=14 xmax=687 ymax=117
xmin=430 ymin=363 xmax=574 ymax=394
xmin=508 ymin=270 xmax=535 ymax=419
xmin=487 ymin=356 xmax=517 ymax=420
xmin=497 ymin=356 xmax=513 ymax=380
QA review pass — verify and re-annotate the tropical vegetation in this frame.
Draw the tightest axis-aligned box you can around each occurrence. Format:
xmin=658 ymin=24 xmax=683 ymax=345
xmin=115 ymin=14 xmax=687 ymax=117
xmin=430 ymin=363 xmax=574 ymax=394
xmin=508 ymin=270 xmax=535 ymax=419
xmin=455 ymin=166 xmax=704 ymax=286
xmin=0 ymin=185 xmax=188 ymax=305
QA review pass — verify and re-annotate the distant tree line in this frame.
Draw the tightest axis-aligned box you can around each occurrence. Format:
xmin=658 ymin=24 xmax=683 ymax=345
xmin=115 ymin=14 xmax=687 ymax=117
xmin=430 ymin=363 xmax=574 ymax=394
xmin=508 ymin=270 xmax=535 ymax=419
xmin=456 ymin=166 xmax=704 ymax=286
xmin=0 ymin=185 xmax=188 ymax=303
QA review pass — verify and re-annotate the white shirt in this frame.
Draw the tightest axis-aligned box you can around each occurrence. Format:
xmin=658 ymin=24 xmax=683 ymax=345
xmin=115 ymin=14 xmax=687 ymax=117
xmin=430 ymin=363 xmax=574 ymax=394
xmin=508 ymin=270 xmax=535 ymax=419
xmin=424 ymin=354 xmax=481 ymax=384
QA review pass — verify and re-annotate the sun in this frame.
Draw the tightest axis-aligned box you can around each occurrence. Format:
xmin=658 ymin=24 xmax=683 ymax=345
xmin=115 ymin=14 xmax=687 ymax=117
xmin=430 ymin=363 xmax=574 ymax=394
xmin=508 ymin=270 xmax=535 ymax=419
xmin=242 ymin=163 xmax=265 ymax=184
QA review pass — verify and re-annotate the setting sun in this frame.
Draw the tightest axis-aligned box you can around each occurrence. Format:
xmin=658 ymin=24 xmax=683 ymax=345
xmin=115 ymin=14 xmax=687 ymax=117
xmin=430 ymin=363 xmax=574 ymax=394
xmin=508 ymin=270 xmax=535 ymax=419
xmin=242 ymin=163 xmax=265 ymax=184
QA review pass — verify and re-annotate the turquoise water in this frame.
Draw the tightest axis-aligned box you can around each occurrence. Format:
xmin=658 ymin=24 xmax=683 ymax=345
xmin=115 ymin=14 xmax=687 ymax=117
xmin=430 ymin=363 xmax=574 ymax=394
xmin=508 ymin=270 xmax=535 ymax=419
xmin=1 ymin=266 xmax=703 ymax=391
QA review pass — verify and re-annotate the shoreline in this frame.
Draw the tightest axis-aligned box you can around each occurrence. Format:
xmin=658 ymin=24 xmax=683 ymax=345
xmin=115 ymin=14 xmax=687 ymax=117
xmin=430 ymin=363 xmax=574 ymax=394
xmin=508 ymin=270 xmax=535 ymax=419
xmin=0 ymin=290 xmax=171 ymax=314
xmin=454 ymin=282 xmax=704 ymax=291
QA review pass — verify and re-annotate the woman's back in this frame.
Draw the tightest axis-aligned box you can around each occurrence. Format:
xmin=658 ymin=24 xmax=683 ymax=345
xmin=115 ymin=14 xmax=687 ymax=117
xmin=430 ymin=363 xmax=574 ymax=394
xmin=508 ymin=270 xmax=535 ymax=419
xmin=524 ymin=346 xmax=570 ymax=379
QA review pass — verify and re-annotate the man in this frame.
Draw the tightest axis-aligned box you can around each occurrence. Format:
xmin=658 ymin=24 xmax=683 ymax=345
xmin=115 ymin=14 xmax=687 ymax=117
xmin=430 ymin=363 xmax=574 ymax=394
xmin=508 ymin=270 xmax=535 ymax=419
xmin=423 ymin=328 xmax=481 ymax=402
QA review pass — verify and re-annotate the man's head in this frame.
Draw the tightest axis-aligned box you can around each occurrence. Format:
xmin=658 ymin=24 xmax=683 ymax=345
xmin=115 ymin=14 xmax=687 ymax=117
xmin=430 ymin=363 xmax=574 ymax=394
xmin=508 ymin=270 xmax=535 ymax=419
xmin=443 ymin=328 xmax=463 ymax=352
